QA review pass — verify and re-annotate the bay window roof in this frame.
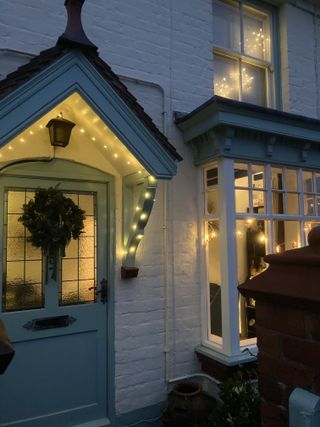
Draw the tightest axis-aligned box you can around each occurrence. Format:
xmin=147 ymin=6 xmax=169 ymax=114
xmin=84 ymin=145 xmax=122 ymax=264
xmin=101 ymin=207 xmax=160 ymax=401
xmin=176 ymin=95 xmax=320 ymax=168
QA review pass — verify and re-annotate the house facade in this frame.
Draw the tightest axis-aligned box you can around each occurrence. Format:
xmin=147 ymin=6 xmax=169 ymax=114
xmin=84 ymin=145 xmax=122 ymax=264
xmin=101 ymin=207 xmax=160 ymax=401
xmin=1 ymin=0 xmax=320 ymax=426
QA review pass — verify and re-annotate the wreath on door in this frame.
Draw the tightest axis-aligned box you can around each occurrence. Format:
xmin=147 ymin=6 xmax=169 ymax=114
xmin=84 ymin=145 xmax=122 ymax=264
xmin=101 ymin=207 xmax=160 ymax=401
xmin=19 ymin=186 xmax=85 ymax=279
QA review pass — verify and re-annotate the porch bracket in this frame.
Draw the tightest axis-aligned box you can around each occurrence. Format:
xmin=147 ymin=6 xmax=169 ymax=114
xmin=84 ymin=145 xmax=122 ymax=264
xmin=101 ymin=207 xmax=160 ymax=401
xmin=122 ymin=175 xmax=157 ymax=279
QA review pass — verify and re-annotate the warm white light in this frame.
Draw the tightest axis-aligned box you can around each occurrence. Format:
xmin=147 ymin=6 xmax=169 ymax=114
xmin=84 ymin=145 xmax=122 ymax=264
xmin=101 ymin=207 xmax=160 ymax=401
xmin=129 ymin=246 xmax=136 ymax=253
xmin=122 ymin=250 xmax=127 ymax=256
xmin=91 ymin=137 xmax=96 ymax=141
xmin=236 ymin=230 xmax=242 ymax=236
xmin=8 ymin=146 xmax=13 ymax=150
xmin=136 ymin=234 xmax=143 ymax=240
xmin=104 ymin=145 xmax=107 ymax=149
xmin=20 ymin=138 xmax=25 ymax=142
xmin=149 ymin=176 xmax=156 ymax=183
xmin=135 ymin=206 xmax=140 ymax=212
xmin=39 ymin=124 xmax=44 ymax=129
xmin=132 ymin=224 xmax=137 ymax=230
xmin=80 ymin=128 xmax=85 ymax=133
xmin=145 ymin=192 xmax=151 ymax=199
xmin=29 ymin=131 xmax=34 ymax=135
xmin=258 ymin=234 xmax=266 ymax=243
xmin=138 ymin=170 xmax=142 ymax=174
xmin=127 ymin=161 xmax=131 ymax=165
xmin=113 ymin=153 xmax=118 ymax=158
xmin=140 ymin=213 xmax=147 ymax=220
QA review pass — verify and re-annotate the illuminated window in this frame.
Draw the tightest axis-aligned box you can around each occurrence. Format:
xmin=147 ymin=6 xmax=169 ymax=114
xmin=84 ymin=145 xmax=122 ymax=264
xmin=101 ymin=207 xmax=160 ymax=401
xmin=203 ymin=160 xmax=320 ymax=356
xmin=213 ymin=0 xmax=275 ymax=107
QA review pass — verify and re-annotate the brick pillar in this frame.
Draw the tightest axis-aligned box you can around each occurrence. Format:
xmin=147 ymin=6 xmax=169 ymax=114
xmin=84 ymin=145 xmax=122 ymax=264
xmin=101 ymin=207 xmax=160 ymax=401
xmin=239 ymin=226 xmax=320 ymax=427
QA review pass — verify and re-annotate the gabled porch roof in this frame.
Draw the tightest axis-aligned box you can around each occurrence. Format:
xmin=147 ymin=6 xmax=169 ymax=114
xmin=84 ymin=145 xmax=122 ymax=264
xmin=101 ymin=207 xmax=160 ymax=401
xmin=0 ymin=1 xmax=181 ymax=179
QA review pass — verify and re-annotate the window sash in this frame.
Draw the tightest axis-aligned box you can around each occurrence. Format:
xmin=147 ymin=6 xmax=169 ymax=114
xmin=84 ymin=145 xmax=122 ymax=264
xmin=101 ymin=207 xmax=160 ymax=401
xmin=203 ymin=160 xmax=320 ymax=352
xmin=213 ymin=0 xmax=274 ymax=107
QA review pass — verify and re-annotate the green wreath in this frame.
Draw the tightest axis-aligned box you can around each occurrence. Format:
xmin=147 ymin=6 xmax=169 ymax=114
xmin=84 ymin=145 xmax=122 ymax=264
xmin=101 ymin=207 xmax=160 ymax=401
xmin=19 ymin=186 xmax=85 ymax=258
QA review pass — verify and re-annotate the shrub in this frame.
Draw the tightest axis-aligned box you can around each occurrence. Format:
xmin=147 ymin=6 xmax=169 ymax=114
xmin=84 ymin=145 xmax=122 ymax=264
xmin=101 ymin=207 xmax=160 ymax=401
xmin=209 ymin=370 xmax=260 ymax=427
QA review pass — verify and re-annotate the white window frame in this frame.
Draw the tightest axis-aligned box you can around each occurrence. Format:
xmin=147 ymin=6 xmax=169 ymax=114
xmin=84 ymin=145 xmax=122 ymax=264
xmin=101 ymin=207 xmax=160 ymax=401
xmin=213 ymin=0 xmax=275 ymax=108
xmin=201 ymin=158 xmax=320 ymax=361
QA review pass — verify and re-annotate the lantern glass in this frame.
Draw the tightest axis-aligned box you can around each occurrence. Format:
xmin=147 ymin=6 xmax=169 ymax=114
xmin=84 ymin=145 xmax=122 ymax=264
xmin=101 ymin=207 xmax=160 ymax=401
xmin=46 ymin=117 xmax=75 ymax=147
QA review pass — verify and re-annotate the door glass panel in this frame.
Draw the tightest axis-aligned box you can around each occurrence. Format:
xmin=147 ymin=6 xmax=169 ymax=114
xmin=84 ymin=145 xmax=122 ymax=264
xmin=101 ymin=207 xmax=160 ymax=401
xmin=3 ymin=190 xmax=43 ymax=312
xmin=60 ymin=192 xmax=96 ymax=306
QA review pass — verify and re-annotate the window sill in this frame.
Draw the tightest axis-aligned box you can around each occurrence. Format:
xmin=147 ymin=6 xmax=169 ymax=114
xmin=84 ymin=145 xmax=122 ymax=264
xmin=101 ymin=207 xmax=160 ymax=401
xmin=195 ymin=344 xmax=257 ymax=382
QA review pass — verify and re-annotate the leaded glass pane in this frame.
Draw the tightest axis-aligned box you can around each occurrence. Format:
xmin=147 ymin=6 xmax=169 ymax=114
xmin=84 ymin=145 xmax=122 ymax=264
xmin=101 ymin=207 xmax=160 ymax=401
xmin=3 ymin=189 xmax=43 ymax=312
xmin=60 ymin=191 xmax=96 ymax=306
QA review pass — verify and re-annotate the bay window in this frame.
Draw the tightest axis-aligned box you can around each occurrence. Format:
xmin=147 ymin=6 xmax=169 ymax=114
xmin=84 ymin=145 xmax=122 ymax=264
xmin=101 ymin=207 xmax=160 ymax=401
xmin=204 ymin=160 xmax=320 ymax=357
xmin=213 ymin=0 xmax=276 ymax=107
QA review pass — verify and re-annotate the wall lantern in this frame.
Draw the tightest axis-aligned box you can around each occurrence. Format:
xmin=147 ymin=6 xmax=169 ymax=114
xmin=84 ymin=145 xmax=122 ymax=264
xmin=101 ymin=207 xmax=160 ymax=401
xmin=46 ymin=115 xmax=75 ymax=147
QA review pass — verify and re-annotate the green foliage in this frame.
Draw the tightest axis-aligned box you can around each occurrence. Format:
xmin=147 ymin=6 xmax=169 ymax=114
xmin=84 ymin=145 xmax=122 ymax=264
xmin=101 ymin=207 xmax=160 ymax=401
xmin=209 ymin=371 xmax=260 ymax=427
xmin=19 ymin=186 xmax=85 ymax=257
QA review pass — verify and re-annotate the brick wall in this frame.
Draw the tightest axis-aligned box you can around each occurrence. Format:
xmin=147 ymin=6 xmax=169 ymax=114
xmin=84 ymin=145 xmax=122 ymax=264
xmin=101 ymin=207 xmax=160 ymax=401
xmin=257 ymin=302 xmax=320 ymax=427
xmin=239 ymin=226 xmax=320 ymax=427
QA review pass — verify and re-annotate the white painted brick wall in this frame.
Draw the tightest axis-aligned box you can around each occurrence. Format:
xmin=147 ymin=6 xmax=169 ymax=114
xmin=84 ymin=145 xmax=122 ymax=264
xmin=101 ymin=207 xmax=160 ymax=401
xmin=1 ymin=0 xmax=320 ymax=418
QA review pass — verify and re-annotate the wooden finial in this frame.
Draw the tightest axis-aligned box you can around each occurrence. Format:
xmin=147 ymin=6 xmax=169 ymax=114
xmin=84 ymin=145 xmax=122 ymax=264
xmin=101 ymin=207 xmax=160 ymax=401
xmin=58 ymin=0 xmax=97 ymax=51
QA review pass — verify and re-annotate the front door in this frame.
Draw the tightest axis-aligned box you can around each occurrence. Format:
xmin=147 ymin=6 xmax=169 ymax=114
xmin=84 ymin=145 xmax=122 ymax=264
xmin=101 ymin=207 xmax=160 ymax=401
xmin=0 ymin=175 xmax=110 ymax=427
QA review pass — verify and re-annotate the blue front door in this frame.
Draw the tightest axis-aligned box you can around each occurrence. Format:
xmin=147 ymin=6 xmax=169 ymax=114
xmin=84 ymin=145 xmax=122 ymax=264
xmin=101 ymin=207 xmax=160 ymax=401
xmin=0 ymin=175 xmax=110 ymax=427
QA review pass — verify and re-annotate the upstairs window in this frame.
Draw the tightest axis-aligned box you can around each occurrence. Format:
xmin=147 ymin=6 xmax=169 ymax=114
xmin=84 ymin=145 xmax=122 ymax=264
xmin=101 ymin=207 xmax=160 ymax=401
xmin=213 ymin=0 xmax=275 ymax=107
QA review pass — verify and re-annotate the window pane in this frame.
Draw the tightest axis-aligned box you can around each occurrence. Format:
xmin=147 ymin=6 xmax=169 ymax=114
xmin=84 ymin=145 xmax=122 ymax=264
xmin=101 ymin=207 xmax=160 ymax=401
xmin=214 ymin=55 xmax=239 ymax=100
xmin=234 ymin=163 xmax=249 ymax=187
xmin=206 ymin=167 xmax=219 ymax=215
xmin=213 ymin=0 xmax=240 ymax=52
xmin=286 ymin=193 xmax=299 ymax=215
xmin=252 ymin=164 xmax=264 ymax=189
xmin=316 ymin=173 xmax=320 ymax=193
xmin=304 ymin=222 xmax=320 ymax=242
xmin=235 ymin=189 xmax=249 ymax=213
xmin=207 ymin=221 xmax=222 ymax=339
xmin=272 ymin=192 xmax=284 ymax=214
xmin=303 ymin=171 xmax=313 ymax=192
xmin=236 ymin=219 xmax=267 ymax=340
xmin=273 ymin=221 xmax=300 ymax=253
xmin=285 ymin=169 xmax=298 ymax=191
xmin=272 ymin=167 xmax=283 ymax=189
xmin=241 ymin=63 xmax=266 ymax=106
xmin=304 ymin=195 xmax=315 ymax=216
xmin=243 ymin=8 xmax=270 ymax=61
xmin=252 ymin=190 xmax=265 ymax=213
xmin=207 ymin=190 xmax=219 ymax=215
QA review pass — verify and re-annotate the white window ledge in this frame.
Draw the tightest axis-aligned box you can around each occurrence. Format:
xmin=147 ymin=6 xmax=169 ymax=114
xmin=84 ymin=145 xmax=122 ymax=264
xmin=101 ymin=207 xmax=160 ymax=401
xmin=196 ymin=343 xmax=257 ymax=366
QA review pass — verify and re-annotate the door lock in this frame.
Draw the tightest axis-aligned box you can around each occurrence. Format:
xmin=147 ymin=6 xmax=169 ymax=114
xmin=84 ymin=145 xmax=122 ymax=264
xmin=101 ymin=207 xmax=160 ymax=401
xmin=89 ymin=279 xmax=108 ymax=304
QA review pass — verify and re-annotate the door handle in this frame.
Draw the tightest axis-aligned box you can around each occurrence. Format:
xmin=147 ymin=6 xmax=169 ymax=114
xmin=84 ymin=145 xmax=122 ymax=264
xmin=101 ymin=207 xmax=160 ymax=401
xmin=89 ymin=279 xmax=108 ymax=304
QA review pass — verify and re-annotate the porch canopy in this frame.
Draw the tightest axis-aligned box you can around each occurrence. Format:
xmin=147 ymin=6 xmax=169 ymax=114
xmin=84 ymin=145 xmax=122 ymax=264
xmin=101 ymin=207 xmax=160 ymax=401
xmin=0 ymin=0 xmax=181 ymax=275
xmin=0 ymin=4 xmax=181 ymax=179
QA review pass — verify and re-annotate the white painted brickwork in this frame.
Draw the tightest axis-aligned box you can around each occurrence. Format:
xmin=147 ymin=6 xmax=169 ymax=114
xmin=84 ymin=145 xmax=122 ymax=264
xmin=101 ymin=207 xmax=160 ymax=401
xmin=1 ymin=0 xmax=320 ymax=417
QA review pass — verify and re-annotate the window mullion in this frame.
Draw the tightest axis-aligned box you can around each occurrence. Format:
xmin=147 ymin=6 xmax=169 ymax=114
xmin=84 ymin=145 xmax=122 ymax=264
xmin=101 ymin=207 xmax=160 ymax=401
xmin=218 ymin=158 xmax=240 ymax=356
xmin=239 ymin=2 xmax=244 ymax=101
